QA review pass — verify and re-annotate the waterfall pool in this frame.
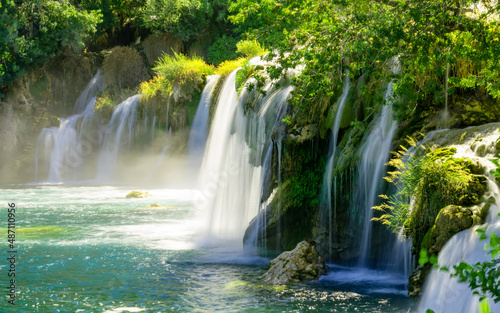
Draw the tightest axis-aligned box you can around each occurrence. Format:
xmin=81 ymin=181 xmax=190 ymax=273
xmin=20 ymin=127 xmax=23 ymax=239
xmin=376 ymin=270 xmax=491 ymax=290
xmin=0 ymin=185 xmax=415 ymax=312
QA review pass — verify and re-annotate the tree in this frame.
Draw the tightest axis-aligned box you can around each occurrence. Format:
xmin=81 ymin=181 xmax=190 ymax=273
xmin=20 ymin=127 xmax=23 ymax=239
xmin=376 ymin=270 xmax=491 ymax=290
xmin=0 ymin=0 xmax=102 ymax=97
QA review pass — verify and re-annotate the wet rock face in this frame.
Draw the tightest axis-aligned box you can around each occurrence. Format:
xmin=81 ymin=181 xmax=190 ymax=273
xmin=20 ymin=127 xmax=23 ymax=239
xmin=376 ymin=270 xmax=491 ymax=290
xmin=408 ymin=264 xmax=431 ymax=297
xmin=262 ymin=241 xmax=328 ymax=285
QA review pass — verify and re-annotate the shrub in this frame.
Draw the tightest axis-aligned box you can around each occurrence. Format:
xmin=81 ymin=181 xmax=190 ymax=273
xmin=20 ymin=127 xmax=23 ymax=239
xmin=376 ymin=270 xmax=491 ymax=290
xmin=102 ymin=46 xmax=149 ymax=88
xmin=373 ymin=139 xmax=486 ymax=253
xmin=153 ymin=52 xmax=214 ymax=102
xmin=139 ymin=76 xmax=169 ymax=101
xmin=207 ymin=35 xmax=240 ymax=66
xmin=215 ymin=58 xmax=246 ymax=77
xmin=236 ymin=39 xmax=267 ymax=58
xmin=154 ymin=52 xmax=214 ymax=91
xmin=138 ymin=0 xmax=208 ymax=42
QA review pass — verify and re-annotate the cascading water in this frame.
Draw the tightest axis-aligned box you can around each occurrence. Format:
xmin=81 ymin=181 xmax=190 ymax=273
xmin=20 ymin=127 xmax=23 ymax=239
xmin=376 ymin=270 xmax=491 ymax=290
xmin=35 ymin=96 xmax=98 ymax=182
xmin=320 ymin=74 xmax=351 ymax=257
xmin=356 ymin=81 xmax=398 ymax=267
xmin=187 ymin=75 xmax=219 ymax=170
xmin=416 ymin=124 xmax=500 ymax=313
xmin=35 ymin=70 xmax=105 ymax=182
xmin=73 ymin=69 xmax=105 ymax=114
xmin=196 ymin=67 xmax=293 ymax=245
xmin=97 ymin=94 xmax=141 ymax=181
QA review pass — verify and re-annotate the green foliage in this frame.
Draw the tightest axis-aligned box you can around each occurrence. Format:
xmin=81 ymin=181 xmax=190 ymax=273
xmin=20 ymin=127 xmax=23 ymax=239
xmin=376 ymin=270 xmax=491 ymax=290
xmin=229 ymin=0 xmax=500 ymax=123
xmin=207 ymin=35 xmax=240 ymax=65
xmin=420 ymin=225 xmax=500 ymax=312
xmin=93 ymin=95 xmax=116 ymax=121
xmin=451 ymin=229 xmax=500 ymax=303
xmin=235 ymin=60 xmax=255 ymax=91
xmin=93 ymin=88 xmax=135 ymax=121
xmin=153 ymin=52 xmax=214 ymax=93
xmin=139 ymin=75 xmax=168 ymax=100
xmin=236 ymin=39 xmax=267 ymax=58
xmin=138 ymin=0 xmax=207 ymax=41
xmin=228 ymin=0 xmax=301 ymax=48
xmin=373 ymin=139 xmax=484 ymax=253
xmin=215 ymin=58 xmax=246 ymax=77
xmin=0 ymin=0 xmax=101 ymax=95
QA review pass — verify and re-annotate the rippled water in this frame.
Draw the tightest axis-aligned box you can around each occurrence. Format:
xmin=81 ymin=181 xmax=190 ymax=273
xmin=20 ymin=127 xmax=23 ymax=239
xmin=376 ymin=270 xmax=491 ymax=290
xmin=0 ymin=186 xmax=415 ymax=312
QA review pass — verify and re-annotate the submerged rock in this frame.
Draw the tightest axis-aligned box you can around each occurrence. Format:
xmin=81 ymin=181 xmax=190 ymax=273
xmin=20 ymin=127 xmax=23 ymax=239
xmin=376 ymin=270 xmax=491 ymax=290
xmin=262 ymin=241 xmax=328 ymax=285
xmin=125 ymin=191 xmax=151 ymax=199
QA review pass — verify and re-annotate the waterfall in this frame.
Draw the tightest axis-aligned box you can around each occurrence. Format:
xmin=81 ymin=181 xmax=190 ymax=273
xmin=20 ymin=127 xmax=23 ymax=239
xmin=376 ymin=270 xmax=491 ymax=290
xmin=35 ymin=97 xmax=97 ymax=182
xmin=196 ymin=68 xmax=292 ymax=244
xmin=320 ymin=74 xmax=351 ymax=257
xmin=97 ymin=95 xmax=140 ymax=181
xmin=416 ymin=125 xmax=500 ymax=313
xmin=187 ymin=75 xmax=219 ymax=171
xmin=73 ymin=70 xmax=105 ymax=114
xmin=439 ymin=62 xmax=451 ymax=129
xmin=357 ymin=82 xmax=398 ymax=267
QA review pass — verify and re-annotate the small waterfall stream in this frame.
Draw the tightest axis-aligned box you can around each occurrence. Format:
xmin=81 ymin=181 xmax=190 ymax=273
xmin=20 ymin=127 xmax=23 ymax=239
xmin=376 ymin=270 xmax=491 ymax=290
xmin=187 ymin=75 xmax=219 ymax=173
xmin=320 ymin=74 xmax=351 ymax=257
xmin=73 ymin=69 xmax=105 ymax=114
xmin=356 ymin=98 xmax=398 ymax=267
xmin=97 ymin=94 xmax=141 ymax=181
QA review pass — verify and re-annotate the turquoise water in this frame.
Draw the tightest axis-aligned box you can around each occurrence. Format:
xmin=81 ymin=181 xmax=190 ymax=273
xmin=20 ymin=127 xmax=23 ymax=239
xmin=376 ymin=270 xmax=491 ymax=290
xmin=0 ymin=186 xmax=415 ymax=312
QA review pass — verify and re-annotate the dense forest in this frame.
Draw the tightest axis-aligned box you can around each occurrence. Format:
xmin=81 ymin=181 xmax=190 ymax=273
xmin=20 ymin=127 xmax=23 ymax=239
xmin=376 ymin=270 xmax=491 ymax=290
xmin=1 ymin=0 xmax=500 ymax=312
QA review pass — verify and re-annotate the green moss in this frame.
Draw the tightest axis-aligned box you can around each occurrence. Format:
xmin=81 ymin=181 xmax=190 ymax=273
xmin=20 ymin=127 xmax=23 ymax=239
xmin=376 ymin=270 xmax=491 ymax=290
xmin=261 ymin=143 xmax=326 ymax=251
xmin=185 ymin=90 xmax=202 ymax=128
xmin=30 ymin=76 xmax=49 ymax=102
xmin=375 ymin=144 xmax=488 ymax=255
xmin=94 ymin=88 xmax=136 ymax=123
xmin=125 ymin=191 xmax=151 ymax=198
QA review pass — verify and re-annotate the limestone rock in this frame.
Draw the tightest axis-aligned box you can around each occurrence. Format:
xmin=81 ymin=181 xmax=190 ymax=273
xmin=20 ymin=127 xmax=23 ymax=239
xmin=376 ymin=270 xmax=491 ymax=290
xmin=125 ymin=191 xmax=151 ymax=199
xmin=262 ymin=241 xmax=328 ymax=285
xmin=286 ymin=124 xmax=317 ymax=145
xmin=428 ymin=203 xmax=489 ymax=255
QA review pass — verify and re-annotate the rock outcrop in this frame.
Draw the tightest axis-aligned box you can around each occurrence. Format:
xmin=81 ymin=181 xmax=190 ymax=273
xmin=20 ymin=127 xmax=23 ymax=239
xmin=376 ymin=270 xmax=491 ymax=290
xmin=262 ymin=240 xmax=328 ymax=285
xmin=126 ymin=191 xmax=151 ymax=199
xmin=428 ymin=203 xmax=489 ymax=255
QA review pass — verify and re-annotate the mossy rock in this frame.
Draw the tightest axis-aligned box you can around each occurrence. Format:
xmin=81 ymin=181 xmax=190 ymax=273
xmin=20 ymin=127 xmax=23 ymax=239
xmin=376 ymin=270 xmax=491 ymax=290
xmin=262 ymin=241 xmax=328 ymax=285
xmin=126 ymin=191 xmax=151 ymax=199
xmin=427 ymin=203 xmax=489 ymax=255
xmin=103 ymin=46 xmax=149 ymax=88
xmin=286 ymin=124 xmax=317 ymax=145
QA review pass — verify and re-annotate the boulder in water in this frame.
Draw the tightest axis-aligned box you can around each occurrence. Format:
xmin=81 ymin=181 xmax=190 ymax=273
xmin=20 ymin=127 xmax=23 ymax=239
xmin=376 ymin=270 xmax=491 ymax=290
xmin=125 ymin=191 xmax=151 ymax=199
xmin=262 ymin=240 xmax=328 ymax=285
xmin=147 ymin=203 xmax=162 ymax=208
